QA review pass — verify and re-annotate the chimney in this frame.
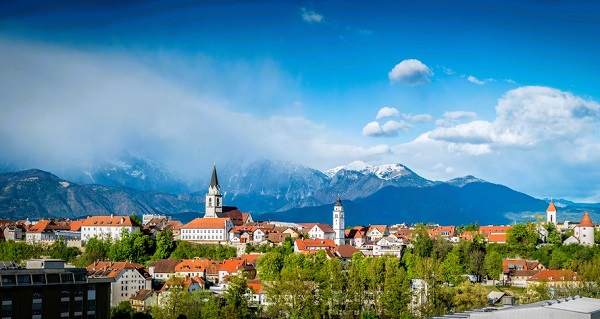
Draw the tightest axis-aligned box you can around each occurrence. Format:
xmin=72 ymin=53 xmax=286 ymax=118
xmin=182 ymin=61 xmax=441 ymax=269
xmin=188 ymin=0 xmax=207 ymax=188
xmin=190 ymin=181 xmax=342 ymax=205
xmin=110 ymin=214 xmax=114 ymax=218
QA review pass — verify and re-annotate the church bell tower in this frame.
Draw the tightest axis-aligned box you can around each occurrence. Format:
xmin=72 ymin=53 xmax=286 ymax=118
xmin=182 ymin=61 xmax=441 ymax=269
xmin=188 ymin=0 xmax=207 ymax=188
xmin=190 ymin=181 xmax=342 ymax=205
xmin=333 ymin=195 xmax=345 ymax=246
xmin=204 ymin=164 xmax=223 ymax=218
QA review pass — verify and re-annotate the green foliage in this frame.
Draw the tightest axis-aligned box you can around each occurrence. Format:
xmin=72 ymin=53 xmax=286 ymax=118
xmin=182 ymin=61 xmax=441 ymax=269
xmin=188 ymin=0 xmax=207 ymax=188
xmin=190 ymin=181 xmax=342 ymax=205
xmin=47 ymin=238 xmax=80 ymax=263
xmin=153 ymin=230 xmax=175 ymax=261
xmin=412 ymin=224 xmax=433 ymax=258
xmin=130 ymin=214 xmax=142 ymax=225
xmin=111 ymin=300 xmax=134 ymax=319
xmin=109 ymin=229 xmax=155 ymax=264
xmin=222 ymin=273 xmax=255 ymax=319
xmin=0 ymin=240 xmax=44 ymax=263
xmin=484 ymin=250 xmax=503 ymax=282
xmin=170 ymin=241 xmax=236 ymax=260
xmin=439 ymin=246 xmax=465 ymax=286
xmin=453 ymin=282 xmax=488 ymax=312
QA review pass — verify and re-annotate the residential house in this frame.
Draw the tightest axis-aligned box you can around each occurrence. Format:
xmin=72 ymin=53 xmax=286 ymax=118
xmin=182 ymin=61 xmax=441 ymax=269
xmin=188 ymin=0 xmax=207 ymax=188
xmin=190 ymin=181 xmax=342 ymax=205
xmin=81 ymin=215 xmax=141 ymax=243
xmin=3 ymin=224 xmax=24 ymax=241
xmin=175 ymin=259 xmax=209 ymax=279
xmin=527 ymin=269 xmax=583 ymax=288
xmin=218 ymin=259 xmax=256 ymax=284
xmin=130 ymin=289 xmax=156 ymax=312
xmin=345 ymin=226 xmax=368 ymax=248
xmin=294 ymin=238 xmax=337 ymax=253
xmin=148 ymin=259 xmax=182 ymax=281
xmin=367 ymin=225 xmax=389 ymax=242
xmin=301 ymin=223 xmax=335 ymax=240
xmin=87 ymin=261 xmax=152 ymax=307
xmin=501 ymin=259 xmax=546 ymax=286
xmin=373 ymin=236 xmax=405 ymax=257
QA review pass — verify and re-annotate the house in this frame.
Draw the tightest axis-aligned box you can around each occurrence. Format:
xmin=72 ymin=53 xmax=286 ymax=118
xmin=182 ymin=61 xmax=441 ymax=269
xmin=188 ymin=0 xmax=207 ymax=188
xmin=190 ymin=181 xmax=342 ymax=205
xmin=25 ymin=219 xmax=70 ymax=243
xmin=429 ymin=226 xmax=456 ymax=239
xmin=180 ymin=217 xmax=233 ymax=243
xmin=345 ymin=226 xmax=368 ymax=248
xmin=148 ymin=259 xmax=182 ymax=281
xmin=527 ymin=269 xmax=582 ymax=288
xmin=373 ymin=236 xmax=405 ymax=257
xmin=367 ymin=225 xmax=389 ymax=242
xmin=487 ymin=233 xmax=507 ymax=244
xmin=157 ymin=276 xmax=205 ymax=306
xmin=246 ymin=279 xmax=263 ymax=307
xmin=87 ymin=261 xmax=152 ymax=307
xmin=81 ymin=215 xmax=141 ymax=243
xmin=501 ymin=259 xmax=546 ymax=286
xmin=479 ymin=225 xmax=512 ymax=243
xmin=219 ymin=259 xmax=256 ymax=284
xmin=294 ymin=238 xmax=337 ymax=253
xmin=301 ymin=223 xmax=335 ymax=240
xmin=335 ymin=244 xmax=361 ymax=266
xmin=563 ymin=212 xmax=595 ymax=246
xmin=130 ymin=289 xmax=156 ymax=312
xmin=175 ymin=259 xmax=209 ymax=279
xmin=3 ymin=224 xmax=24 ymax=241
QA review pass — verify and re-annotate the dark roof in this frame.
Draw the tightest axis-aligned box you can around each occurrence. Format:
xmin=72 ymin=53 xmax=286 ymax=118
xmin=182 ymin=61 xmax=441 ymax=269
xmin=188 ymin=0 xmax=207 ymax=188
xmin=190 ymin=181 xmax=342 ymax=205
xmin=335 ymin=195 xmax=343 ymax=207
xmin=336 ymin=244 xmax=360 ymax=258
xmin=148 ymin=259 xmax=182 ymax=273
xmin=210 ymin=164 xmax=219 ymax=188
xmin=130 ymin=289 xmax=153 ymax=301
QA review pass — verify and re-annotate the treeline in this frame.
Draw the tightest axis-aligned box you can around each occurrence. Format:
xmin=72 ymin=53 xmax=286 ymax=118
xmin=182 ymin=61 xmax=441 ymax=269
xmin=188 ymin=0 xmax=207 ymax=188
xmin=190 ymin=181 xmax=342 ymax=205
xmin=0 ymin=229 xmax=237 ymax=267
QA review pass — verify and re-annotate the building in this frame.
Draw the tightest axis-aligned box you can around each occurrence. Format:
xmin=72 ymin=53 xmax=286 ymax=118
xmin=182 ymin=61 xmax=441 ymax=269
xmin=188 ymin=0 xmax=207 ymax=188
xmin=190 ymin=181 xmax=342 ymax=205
xmin=0 ymin=259 xmax=112 ymax=319
xmin=366 ymin=225 xmax=389 ymax=242
xmin=3 ymin=225 xmax=23 ymax=241
xmin=80 ymin=215 xmax=141 ymax=243
xmin=501 ymin=259 xmax=546 ymax=286
xmin=547 ymin=201 xmax=557 ymax=226
xmin=527 ymin=269 xmax=583 ymax=288
xmin=86 ymin=261 xmax=152 ymax=307
xmin=180 ymin=218 xmax=234 ymax=243
xmin=564 ymin=212 xmax=595 ymax=246
xmin=294 ymin=238 xmax=337 ymax=253
xmin=147 ymin=259 xmax=182 ymax=281
xmin=204 ymin=165 xmax=223 ymax=218
xmin=332 ymin=195 xmax=345 ymax=246
xmin=303 ymin=223 xmax=335 ymax=240
xmin=129 ymin=289 xmax=156 ymax=313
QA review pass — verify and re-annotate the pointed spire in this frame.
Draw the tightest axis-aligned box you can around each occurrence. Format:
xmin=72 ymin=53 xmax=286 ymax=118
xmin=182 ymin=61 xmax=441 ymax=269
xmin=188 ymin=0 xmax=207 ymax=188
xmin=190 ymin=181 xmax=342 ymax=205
xmin=335 ymin=194 xmax=342 ymax=206
xmin=210 ymin=164 xmax=219 ymax=188
xmin=546 ymin=201 xmax=557 ymax=212
xmin=579 ymin=212 xmax=594 ymax=227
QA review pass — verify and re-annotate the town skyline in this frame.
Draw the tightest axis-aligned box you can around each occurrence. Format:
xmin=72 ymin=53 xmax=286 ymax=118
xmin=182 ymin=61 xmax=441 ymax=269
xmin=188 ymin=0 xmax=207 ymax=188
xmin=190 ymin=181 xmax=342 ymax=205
xmin=1 ymin=1 xmax=600 ymax=202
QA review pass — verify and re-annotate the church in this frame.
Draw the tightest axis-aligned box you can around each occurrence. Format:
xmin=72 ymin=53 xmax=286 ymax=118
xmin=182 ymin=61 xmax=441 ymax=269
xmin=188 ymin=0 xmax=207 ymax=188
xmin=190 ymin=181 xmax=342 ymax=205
xmin=180 ymin=165 xmax=252 ymax=243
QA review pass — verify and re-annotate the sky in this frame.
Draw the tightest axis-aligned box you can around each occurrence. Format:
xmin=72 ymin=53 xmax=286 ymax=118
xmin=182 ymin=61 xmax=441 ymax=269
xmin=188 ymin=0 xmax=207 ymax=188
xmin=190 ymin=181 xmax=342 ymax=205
xmin=1 ymin=0 xmax=600 ymax=202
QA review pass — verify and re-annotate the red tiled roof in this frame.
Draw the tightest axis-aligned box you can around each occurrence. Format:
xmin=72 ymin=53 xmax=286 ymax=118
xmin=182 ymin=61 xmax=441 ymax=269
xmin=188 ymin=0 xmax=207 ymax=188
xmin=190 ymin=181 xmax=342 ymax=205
xmin=81 ymin=215 xmax=140 ymax=227
xmin=219 ymin=259 xmax=245 ymax=273
xmin=86 ymin=261 xmax=147 ymax=279
xmin=182 ymin=217 xmax=230 ymax=229
xmin=247 ymin=280 xmax=261 ymax=294
xmin=479 ymin=226 xmax=512 ymax=237
xmin=295 ymin=238 xmax=337 ymax=251
xmin=335 ymin=244 xmax=360 ymax=258
xmin=129 ymin=289 xmax=153 ymax=301
xmin=546 ymin=202 xmax=557 ymax=212
xmin=175 ymin=259 xmax=209 ymax=272
xmin=487 ymin=233 xmax=507 ymax=243
xmin=368 ymin=225 xmax=388 ymax=233
xmin=528 ymin=269 xmax=581 ymax=282
xmin=579 ymin=212 xmax=594 ymax=227
xmin=148 ymin=259 xmax=182 ymax=273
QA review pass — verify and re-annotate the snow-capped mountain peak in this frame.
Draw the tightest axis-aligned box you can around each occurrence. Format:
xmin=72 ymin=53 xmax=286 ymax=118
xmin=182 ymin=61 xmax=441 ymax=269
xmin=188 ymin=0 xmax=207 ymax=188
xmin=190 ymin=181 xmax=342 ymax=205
xmin=324 ymin=161 xmax=410 ymax=181
xmin=446 ymin=175 xmax=486 ymax=187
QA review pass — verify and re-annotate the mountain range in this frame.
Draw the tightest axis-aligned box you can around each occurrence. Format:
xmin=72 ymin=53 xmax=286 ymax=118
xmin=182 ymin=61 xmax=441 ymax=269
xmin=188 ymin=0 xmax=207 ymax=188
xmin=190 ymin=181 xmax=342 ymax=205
xmin=1 ymin=156 xmax=597 ymax=225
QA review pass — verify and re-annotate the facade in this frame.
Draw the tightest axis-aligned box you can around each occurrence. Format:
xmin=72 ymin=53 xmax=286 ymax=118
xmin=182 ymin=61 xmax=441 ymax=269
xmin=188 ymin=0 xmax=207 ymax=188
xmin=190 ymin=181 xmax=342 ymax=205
xmin=0 ymin=259 xmax=112 ymax=319
xmin=129 ymin=289 xmax=156 ymax=313
xmin=332 ymin=196 xmax=345 ymax=246
xmin=367 ymin=225 xmax=389 ymax=242
xmin=180 ymin=218 xmax=234 ymax=243
xmin=306 ymin=224 xmax=335 ymax=240
xmin=86 ymin=261 xmax=152 ymax=307
xmin=80 ymin=215 xmax=141 ymax=243
xmin=204 ymin=165 xmax=223 ymax=218
xmin=564 ymin=212 xmax=595 ymax=246
xmin=3 ymin=225 xmax=23 ymax=241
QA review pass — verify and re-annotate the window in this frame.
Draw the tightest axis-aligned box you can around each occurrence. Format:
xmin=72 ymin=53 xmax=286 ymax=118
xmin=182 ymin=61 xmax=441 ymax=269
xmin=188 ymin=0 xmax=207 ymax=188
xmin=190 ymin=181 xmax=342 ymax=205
xmin=1 ymin=276 xmax=15 ymax=286
xmin=32 ymin=302 xmax=42 ymax=315
xmin=61 ymin=300 xmax=70 ymax=313
xmin=88 ymin=300 xmax=96 ymax=311
xmin=74 ymin=300 xmax=83 ymax=312
xmin=1 ymin=304 xmax=11 ymax=318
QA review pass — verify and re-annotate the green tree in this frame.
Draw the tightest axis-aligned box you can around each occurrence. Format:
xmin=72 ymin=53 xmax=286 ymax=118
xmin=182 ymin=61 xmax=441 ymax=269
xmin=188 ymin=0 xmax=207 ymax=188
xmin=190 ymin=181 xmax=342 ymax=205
xmin=48 ymin=238 xmax=80 ymax=263
xmin=412 ymin=224 xmax=433 ymax=258
xmin=439 ymin=246 xmax=464 ymax=286
xmin=453 ymin=282 xmax=488 ymax=312
xmin=153 ymin=230 xmax=175 ymax=260
xmin=77 ymin=237 xmax=111 ymax=267
xmin=484 ymin=250 xmax=503 ymax=284
xmin=222 ymin=273 xmax=254 ymax=319
xmin=111 ymin=300 xmax=134 ymax=319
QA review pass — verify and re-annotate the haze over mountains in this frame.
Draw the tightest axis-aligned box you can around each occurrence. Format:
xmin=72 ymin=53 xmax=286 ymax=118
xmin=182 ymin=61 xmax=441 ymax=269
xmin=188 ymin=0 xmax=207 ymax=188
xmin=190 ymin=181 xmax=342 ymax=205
xmin=1 ymin=155 xmax=597 ymax=225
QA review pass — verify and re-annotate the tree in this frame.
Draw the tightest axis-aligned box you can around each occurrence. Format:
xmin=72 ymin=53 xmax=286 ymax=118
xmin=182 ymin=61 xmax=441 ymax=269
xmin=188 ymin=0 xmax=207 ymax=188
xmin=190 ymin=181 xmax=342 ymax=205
xmin=153 ymin=230 xmax=175 ymax=260
xmin=412 ymin=224 xmax=433 ymax=258
xmin=484 ymin=250 xmax=503 ymax=284
xmin=111 ymin=301 xmax=134 ymax=319
xmin=453 ymin=282 xmax=487 ymax=312
xmin=380 ymin=258 xmax=411 ymax=319
xmin=77 ymin=237 xmax=111 ymax=267
xmin=130 ymin=214 xmax=142 ymax=225
xmin=222 ymin=273 xmax=254 ymax=319
xmin=257 ymin=251 xmax=285 ymax=280
xmin=48 ymin=238 xmax=80 ymax=263
xmin=439 ymin=246 xmax=464 ymax=286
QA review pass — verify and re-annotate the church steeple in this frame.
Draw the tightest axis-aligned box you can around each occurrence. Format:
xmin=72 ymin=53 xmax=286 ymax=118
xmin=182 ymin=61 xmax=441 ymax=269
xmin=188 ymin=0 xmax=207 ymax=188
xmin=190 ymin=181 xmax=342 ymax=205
xmin=205 ymin=164 xmax=223 ymax=218
xmin=333 ymin=194 xmax=345 ymax=246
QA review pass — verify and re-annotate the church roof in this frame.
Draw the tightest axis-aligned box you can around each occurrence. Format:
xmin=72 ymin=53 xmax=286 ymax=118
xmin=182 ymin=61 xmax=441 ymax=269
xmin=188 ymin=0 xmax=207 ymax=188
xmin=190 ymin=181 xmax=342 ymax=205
xmin=335 ymin=195 xmax=343 ymax=206
xmin=547 ymin=201 xmax=557 ymax=212
xmin=210 ymin=164 xmax=219 ymax=188
xmin=579 ymin=212 xmax=594 ymax=227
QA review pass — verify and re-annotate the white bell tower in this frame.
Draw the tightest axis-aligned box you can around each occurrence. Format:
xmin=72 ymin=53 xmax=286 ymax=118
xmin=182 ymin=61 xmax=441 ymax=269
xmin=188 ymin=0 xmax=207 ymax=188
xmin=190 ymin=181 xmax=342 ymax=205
xmin=546 ymin=201 xmax=557 ymax=226
xmin=333 ymin=195 xmax=345 ymax=246
xmin=204 ymin=164 xmax=223 ymax=218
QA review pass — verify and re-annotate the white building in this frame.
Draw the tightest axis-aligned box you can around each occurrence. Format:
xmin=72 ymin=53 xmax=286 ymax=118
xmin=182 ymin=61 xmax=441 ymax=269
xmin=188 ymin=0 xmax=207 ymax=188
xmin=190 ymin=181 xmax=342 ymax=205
xmin=333 ymin=195 xmax=345 ymax=246
xmin=80 ymin=215 xmax=141 ymax=242
xmin=180 ymin=218 xmax=233 ymax=243
xmin=305 ymin=224 xmax=335 ymax=240
xmin=564 ymin=212 xmax=595 ymax=246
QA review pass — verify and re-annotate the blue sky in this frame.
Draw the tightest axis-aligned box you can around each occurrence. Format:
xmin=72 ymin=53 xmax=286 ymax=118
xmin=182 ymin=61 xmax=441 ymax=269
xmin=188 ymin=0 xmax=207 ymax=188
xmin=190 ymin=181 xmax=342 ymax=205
xmin=1 ymin=0 xmax=600 ymax=201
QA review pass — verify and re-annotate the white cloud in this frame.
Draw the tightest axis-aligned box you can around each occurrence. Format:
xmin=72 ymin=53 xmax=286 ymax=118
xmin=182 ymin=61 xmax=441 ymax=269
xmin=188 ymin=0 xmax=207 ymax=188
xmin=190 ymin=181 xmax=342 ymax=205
xmin=301 ymin=7 xmax=323 ymax=23
xmin=429 ymin=86 xmax=600 ymax=148
xmin=467 ymin=75 xmax=494 ymax=85
xmin=388 ymin=59 xmax=433 ymax=85
xmin=376 ymin=107 xmax=400 ymax=119
xmin=362 ymin=120 xmax=411 ymax=137
xmin=443 ymin=111 xmax=477 ymax=120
